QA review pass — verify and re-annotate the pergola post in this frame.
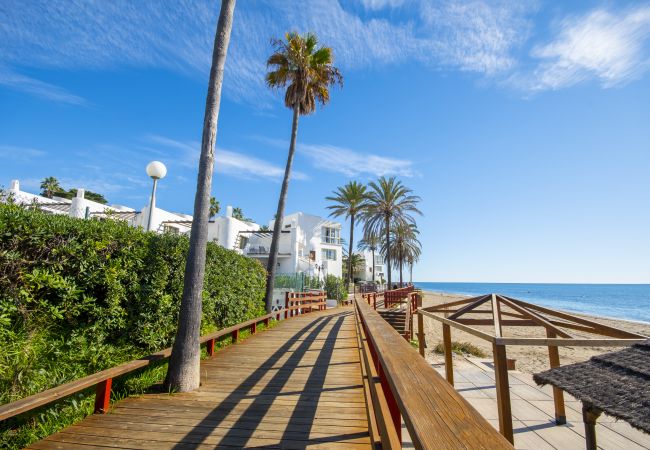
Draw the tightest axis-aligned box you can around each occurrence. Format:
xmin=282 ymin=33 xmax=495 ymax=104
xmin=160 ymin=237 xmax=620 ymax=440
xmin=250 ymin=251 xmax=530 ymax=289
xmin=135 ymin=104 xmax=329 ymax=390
xmin=582 ymin=405 xmax=601 ymax=450
xmin=417 ymin=312 xmax=426 ymax=357
xmin=492 ymin=342 xmax=513 ymax=444
xmin=546 ymin=330 xmax=566 ymax=425
xmin=442 ymin=323 xmax=454 ymax=386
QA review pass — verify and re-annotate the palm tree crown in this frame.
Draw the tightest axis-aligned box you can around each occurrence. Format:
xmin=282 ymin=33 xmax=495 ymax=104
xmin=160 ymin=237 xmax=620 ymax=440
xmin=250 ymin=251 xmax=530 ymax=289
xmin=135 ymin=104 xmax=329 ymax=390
xmin=362 ymin=176 xmax=421 ymax=287
xmin=326 ymin=181 xmax=369 ymax=285
xmin=384 ymin=222 xmax=421 ymax=285
xmin=40 ymin=177 xmax=61 ymax=199
xmin=357 ymin=231 xmax=381 ymax=283
xmin=266 ymin=32 xmax=343 ymax=113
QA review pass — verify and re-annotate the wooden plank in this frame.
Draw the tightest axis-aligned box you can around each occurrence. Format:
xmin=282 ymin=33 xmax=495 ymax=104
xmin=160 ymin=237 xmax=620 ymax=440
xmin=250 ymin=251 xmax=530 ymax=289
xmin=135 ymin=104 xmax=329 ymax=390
xmin=448 ymin=294 xmax=491 ymax=319
xmin=497 ymin=296 xmax=573 ymax=339
xmin=546 ymin=329 xmax=566 ymax=425
xmin=442 ymin=323 xmax=454 ymax=386
xmin=495 ymin=337 xmax=646 ymax=347
xmin=418 ymin=309 xmax=496 ymax=343
xmin=492 ymin=294 xmax=502 ymax=337
xmin=25 ymin=307 xmax=371 ymax=450
xmin=492 ymin=343 xmax=513 ymax=444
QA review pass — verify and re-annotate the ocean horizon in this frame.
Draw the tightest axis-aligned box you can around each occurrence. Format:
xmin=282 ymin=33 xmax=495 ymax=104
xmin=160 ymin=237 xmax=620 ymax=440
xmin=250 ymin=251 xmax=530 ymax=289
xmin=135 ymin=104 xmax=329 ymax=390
xmin=413 ymin=282 xmax=650 ymax=324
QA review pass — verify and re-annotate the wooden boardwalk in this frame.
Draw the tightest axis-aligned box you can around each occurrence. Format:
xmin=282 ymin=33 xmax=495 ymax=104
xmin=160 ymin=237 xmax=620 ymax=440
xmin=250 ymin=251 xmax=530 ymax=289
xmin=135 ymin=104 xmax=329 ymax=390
xmin=28 ymin=308 xmax=371 ymax=450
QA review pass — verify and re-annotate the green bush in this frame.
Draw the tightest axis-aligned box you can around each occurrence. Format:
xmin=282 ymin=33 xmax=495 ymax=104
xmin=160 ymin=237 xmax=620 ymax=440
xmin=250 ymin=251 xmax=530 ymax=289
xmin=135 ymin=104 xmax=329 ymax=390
xmin=434 ymin=341 xmax=486 ymax=358
xmin=324 ymin=275 xmax=347 ymax=303
xmin=0 ymin=204 xmax=266 ymax=447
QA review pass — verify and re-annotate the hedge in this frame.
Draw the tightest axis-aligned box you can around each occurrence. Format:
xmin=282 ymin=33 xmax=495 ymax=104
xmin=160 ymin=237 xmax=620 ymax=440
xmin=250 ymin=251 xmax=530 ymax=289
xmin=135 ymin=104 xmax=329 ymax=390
xmin=0 ymin=203 xmax=266 ymax=440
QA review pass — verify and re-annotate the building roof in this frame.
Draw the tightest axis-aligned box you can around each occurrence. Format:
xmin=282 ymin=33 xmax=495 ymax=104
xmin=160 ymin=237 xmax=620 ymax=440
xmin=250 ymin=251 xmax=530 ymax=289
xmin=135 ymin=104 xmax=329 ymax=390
xmin=533 ymin=340 xmax=650 ymax=434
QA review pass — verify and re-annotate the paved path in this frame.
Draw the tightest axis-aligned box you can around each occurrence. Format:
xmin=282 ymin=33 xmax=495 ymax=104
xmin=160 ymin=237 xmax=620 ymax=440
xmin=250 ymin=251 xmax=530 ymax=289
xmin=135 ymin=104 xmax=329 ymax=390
xmin=28 ymin=308 xmax=371 ymax=449
xmin=434 ymin=357 xmax=650 ymax=450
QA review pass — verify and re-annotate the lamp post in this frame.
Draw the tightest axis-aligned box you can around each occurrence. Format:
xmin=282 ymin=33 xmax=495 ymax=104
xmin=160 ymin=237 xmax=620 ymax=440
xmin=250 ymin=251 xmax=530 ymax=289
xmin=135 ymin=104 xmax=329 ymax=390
xmin=145 ymin=161 xmax=167 ymax=231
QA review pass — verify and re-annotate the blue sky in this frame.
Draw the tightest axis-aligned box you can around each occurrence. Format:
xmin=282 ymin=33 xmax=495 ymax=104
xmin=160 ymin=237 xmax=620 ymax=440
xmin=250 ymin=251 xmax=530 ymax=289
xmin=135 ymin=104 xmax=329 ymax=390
xmin=1 ymin=0 xmax=649 ymax=283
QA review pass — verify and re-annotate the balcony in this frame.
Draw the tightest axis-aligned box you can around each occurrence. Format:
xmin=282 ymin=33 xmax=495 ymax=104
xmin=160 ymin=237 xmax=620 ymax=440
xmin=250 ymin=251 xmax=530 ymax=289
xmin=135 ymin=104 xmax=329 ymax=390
xmin=245 ymin=245 xmax=291 ymax=258
xmin=322 ymin=236 xmax=342 ymax=245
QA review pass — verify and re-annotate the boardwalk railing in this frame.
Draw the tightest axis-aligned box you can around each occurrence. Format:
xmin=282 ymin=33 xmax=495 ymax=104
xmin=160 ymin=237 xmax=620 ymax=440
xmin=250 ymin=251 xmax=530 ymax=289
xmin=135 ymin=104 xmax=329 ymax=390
xmin=0 ymin=291 xmax=327 ymax=423
xmin=354 ymin=297 xmax=512 ymax=449
xmin=362 ymin=288 xmax=421 ymax=341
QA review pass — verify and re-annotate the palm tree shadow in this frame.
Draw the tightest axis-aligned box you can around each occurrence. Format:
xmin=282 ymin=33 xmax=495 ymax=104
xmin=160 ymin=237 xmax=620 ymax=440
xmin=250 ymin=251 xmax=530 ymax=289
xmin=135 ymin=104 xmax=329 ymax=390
xmin=171 ymin=310 xmax=359 ymax=449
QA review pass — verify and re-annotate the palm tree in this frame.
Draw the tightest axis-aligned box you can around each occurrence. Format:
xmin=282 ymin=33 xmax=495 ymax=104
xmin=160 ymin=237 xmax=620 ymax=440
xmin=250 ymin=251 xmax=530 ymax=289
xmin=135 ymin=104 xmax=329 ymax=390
xmin=326 ymin=181 xmax=368 ymax=286
xmin=362 ymin=176 xmax=421 ymax=288
xmin=40 ymin=177 xmax=61 ymax=198
xmin=209 ymin=197 xmax=220 ymax=218
xmin=264 ymin=32 xmax=343 ymax=312
xmin=232 ymin=207 xmax=244 ymax=220
xmin=357 ymin=231 xmax=380 ymax=283
xmin=342 ymin=249 xmax=365 ymax=282
xmin=385 ymin=222 xmax=421 ymax=286
xmin=165 ymin=0 xmax=236 ymax=393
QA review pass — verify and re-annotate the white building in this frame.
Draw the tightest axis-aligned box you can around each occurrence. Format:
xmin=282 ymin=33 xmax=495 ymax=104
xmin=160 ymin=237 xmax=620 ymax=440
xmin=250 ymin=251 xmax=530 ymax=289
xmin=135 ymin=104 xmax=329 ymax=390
xmin=207 ymin=205 xmax=260 ymax=251
xmin=355 ymin=250 xmax=386 ymax=284
xmin=239 ymin=212 xmax=343 ymax=279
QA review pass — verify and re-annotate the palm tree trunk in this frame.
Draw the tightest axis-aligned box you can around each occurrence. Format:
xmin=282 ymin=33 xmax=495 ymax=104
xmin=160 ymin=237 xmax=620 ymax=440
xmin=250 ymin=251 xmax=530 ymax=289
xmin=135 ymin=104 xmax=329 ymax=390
xmin=409 ymin=263 xmax=413 ymax=283
xmin=399 ymin=259 xmax=403 ymax=286
xmin=371 ymin=248 xmax=375 ymax=283
xmin=385 ymin=216 xmax=391 ymax=288
xmin=265 ymin=105 xmax=300 ymax=312
xmin=347 ymin=214 xmax=354 ymax=286
xmin=165 ymin=0 xmax=236 ymax=393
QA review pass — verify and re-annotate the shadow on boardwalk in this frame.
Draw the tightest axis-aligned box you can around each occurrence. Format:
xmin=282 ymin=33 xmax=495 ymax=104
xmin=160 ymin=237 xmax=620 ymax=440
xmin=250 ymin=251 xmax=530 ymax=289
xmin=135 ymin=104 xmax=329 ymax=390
xmin=29 ymin=308 xmax=371 ymax=449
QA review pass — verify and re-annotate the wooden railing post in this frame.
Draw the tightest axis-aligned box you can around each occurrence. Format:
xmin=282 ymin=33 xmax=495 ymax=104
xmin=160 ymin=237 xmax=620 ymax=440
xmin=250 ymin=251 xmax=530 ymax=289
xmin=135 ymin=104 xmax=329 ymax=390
xmin=442 ymin=323 xmax=454 ymax=386
xmin=547 ymin=330 xmax=566 ymax=424
xmin=492 ymin=342 xmax=514 ymax=444
xmin=206 ymin=338 xmax=215 ymax=357
xmin=417 ymin=312 xmax=426 ymax=357
xmin=285 ymin=292 xmax=290 ymax=320
xmin=264 ymin=317 xmax=270 ymax=327
xmin=251 ymin=322 xmax=257 ymax=334
xmin=231 ymin=329 xmax=239 ymax=343
xmin=94 ymin=378 xmax=112 ymax=414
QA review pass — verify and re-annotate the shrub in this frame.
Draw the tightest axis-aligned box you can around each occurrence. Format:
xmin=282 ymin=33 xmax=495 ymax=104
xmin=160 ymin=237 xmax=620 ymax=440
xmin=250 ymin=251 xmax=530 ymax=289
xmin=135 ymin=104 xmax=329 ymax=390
xmin=324 ymin=275 xmax=347 ymax=303
xmin=0 ymin=204 xmax=266 ymax=447
xmin=434 ymin=341 xmax=486 ymax=358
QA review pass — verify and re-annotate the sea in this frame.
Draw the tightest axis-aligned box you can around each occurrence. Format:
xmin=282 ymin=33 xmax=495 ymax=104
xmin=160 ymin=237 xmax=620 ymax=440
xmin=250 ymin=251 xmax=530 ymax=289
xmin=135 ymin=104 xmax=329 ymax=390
xmin=413 ymin=282 xmax=650 ymax=324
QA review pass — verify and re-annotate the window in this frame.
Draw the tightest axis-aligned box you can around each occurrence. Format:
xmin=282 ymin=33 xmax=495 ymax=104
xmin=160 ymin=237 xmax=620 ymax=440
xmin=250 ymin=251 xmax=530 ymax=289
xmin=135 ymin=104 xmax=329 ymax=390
xmin=374 ymin=255 xmax=384 ymax=265
xmin=163 ymin=224 xmax=179 ymax=235
xmin=322 ymin=227 xmax=341 ymax=244
xmin=322 ymin=249 xmax=337 ymax=261
xmin=238 ymin=236 xmax=249 ymax=250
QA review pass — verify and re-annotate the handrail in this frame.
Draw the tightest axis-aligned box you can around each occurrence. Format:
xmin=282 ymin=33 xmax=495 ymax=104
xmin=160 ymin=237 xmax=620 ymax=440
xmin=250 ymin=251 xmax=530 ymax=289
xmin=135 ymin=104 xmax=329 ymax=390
xmin=355 ymin=297 xmax=512 ymax=449
xmin=0 ymin=295 xmax=324 ymax=423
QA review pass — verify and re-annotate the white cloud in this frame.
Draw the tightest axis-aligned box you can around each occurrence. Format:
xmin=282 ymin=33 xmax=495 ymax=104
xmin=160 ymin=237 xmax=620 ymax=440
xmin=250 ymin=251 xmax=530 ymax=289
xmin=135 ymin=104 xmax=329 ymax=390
xmin=300 ymin=143 xmax=415 ymax=178
xmin=147 ymin=135 xmax=309 ymax=181
xmin=0 ymin=67 xmax=86 ymax=105
xmin=0 ymin=144 xmax=47 ymax=160
xmin=359 ymin=0 xmax=406 ymax=10
xmin=0 ymin=0 xmax=535 ymax=104
xmin=523 ymin=6 xmax=650 ymax=90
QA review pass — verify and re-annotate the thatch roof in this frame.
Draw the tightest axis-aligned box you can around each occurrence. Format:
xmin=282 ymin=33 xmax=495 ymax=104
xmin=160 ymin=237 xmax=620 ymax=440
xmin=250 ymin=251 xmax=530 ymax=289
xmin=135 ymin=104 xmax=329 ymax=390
xmin=533 ymin=340 xmax=650 ymax=434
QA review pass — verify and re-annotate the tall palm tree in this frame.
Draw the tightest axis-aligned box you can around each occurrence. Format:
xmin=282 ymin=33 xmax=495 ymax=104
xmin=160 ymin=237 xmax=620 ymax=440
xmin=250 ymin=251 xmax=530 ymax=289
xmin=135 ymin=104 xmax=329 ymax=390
xmin=385 ymin=222 xmax=421 ymax=286
xmin=357 ymin=231 xmax=380 ymax=283
xmin=362 ymin=176 xmax=421 ymax=288
xmin=165 ymin=0 xmax=236 ymax=393
xmin=264 ymin=32 xmax=343 ymax=312
xmin=326 ymin=181 xmax=368 ymax=286
xmin=40 ymin=177 xmax=61 ymax=198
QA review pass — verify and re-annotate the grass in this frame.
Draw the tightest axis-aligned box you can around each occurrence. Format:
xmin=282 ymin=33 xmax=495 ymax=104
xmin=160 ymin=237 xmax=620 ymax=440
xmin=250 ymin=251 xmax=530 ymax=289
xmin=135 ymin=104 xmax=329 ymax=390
xmin=0 ymin=318 xmax=280 ymax=450
xmin=434 ymin=341 xmax=486 ymax=358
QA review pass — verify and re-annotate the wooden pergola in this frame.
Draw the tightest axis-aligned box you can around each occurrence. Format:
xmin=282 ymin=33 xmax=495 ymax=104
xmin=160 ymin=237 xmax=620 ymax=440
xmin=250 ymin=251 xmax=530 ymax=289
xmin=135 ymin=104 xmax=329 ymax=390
xmin=416 ymin=293 xmax=648 ymax=445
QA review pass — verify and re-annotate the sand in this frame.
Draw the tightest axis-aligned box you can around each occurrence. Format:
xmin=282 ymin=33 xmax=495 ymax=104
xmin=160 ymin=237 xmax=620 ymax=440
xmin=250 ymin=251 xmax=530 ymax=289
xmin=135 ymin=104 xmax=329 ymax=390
xmin=418 ymin=291 xmax=650 ymax=374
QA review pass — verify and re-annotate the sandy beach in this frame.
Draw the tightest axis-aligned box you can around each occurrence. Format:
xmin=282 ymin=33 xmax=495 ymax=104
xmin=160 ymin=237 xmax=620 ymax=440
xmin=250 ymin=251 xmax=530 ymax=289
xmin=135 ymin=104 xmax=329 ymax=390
xmin=418 ymin=290 xmax=650 ymax=374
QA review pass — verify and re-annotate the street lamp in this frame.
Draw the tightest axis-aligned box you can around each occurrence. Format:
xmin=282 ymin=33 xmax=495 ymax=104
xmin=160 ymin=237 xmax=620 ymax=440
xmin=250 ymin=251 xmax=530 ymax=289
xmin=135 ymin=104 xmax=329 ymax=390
xmin=145 ymin=161 xmax=167 ymax=231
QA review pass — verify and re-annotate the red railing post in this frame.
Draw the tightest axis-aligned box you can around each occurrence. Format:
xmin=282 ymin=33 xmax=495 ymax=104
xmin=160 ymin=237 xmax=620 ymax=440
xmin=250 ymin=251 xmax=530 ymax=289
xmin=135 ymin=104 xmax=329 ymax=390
xmin=231 ymin=329 xmax=239 ymax=343
xmin=94 ymin=378 xmax=112 ymax=414
xmin=206 ymin=338 xmax=215 ymax=357
xmin=264 ymin=317 xmax=270 ymax=327
xmin=285 ymin=292 xmax=290 ymax=320
xmin=251 ymin=322 xmax=257 ymax=334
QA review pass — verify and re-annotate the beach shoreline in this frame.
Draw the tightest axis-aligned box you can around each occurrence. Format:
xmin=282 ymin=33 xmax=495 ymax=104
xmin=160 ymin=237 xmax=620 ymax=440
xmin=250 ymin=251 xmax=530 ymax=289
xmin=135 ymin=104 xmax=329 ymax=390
xmin=418 ymin=290 xmax=650 ymax=374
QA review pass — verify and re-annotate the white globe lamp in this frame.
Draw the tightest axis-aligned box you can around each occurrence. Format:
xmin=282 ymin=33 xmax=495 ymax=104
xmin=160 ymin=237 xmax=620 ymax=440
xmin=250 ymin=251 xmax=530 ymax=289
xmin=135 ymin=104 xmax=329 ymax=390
xmin=145 ymin=161 xmax=167 ymax=231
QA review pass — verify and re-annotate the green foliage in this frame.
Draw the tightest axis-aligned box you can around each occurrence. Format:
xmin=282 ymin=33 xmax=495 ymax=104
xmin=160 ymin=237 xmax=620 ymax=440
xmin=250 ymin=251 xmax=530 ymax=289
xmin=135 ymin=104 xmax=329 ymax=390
xmin=0 ymin=203 xmax=266 ymax=448
xmin=324 ymin=275 xmax=347 ymax=303
xmin=434 ymin=341 xmax=486 ymax=358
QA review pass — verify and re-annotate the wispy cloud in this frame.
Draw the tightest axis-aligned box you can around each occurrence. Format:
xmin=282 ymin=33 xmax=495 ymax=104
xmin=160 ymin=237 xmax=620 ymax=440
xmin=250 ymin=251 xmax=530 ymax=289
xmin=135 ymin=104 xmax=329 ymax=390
xmin=0 ymin=144 xmax=47 ymax=160
xmin=147 ymin=135 xmax=309 ymax=181
xmin=0 ymin=67 xmax=86 ymax=105
xmin=0 ymin=0 xmax=536 ymax=104
xmin=516 ymin=6 xmax=650 ymax=91
xmin=300 ymin=143 xmax=415 ymax=178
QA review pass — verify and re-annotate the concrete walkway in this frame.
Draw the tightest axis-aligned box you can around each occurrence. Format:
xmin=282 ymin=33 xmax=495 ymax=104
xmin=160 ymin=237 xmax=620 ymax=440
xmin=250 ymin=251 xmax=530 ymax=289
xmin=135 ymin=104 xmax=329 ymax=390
xmin=433 ymin=357 xmax=650 ymax=449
